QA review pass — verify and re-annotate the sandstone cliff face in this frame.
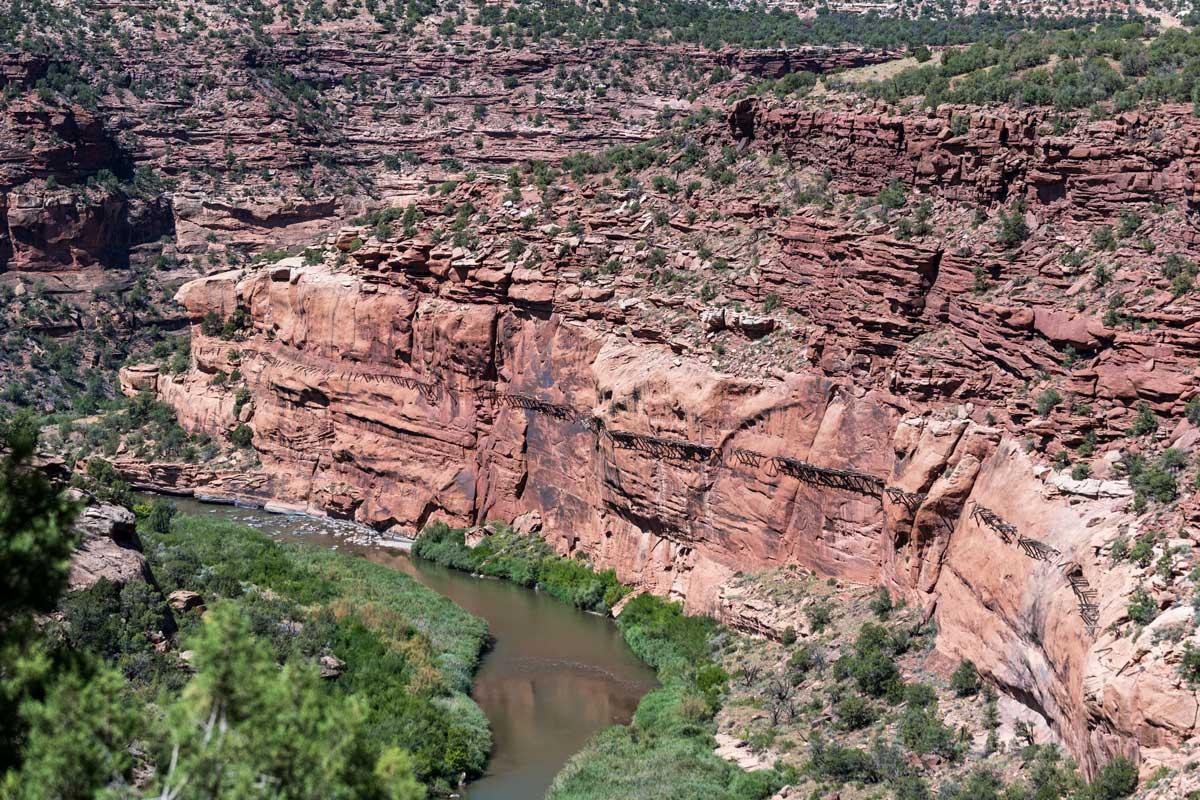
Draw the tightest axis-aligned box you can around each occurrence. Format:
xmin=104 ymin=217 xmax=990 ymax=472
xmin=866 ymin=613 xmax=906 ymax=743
xmin=0 ymin=92 xmax=136 ymax=279
xmin=735 ymin=98 xmax=1200 ymax=223
xmin=132 ymin=224 xmax=1195 ymax=775
xmin=745 ymin=101 xmax=1200 ymax=427
xmin=154 ymin=262 xmax=902 ymax=600
xmin=94 ymin=74 xmax=1200 ymax=780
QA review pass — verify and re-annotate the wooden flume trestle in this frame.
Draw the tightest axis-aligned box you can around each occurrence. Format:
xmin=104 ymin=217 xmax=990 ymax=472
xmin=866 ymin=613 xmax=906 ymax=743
xmin=969 ymin=502 xmax=1094 ymax=636
xmin=1068 ymin=572 xmax=1101 ymax=636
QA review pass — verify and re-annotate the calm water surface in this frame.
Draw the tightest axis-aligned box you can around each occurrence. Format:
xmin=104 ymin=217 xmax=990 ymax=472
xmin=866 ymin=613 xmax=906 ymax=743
xmin=160 ymin=497 xmax=658 ymax=800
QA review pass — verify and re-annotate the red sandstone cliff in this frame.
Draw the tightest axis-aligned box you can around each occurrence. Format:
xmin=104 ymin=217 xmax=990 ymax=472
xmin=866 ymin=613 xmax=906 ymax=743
xmin=96 ymin=87 xmax=1200 ymax=781
xmin=124 ymin=204 xmax=1197 ymax=776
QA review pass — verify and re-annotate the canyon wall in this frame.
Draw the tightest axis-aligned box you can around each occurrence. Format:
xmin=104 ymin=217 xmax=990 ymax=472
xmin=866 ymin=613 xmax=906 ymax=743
xmin=0 ymin=42 xmax=894 ymax=281
xmin=126 ymin=244 xmax=1183 ymax=777
xmin=113 ymin=99 xmax=1200 ymax=776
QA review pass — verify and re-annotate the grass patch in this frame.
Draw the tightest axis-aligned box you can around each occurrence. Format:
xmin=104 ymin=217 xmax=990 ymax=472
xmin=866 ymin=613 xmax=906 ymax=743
xmin=415 ymin=520 xmax=628 ymax=613
xmin=153 ymin=514 xmax=486 ymax=690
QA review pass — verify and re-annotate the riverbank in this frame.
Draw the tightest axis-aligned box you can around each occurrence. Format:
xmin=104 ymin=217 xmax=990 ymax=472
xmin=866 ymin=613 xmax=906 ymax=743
xmin=411 ymin=521 xmax=793 ymax=800
xmin=149 ymin=497 xmax=661 ymax=800
xmin=131 ymin=504 xmax=492 ymax=795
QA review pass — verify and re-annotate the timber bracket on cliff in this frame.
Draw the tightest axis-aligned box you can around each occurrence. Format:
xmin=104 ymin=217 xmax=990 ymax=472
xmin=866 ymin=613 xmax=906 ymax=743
xmin=968 ymin=501 xmax=1098 ymax=636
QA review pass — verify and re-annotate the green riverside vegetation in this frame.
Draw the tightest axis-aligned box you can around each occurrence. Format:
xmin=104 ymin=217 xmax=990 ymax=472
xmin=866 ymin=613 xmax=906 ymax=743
xmin=1 ymin=411 xmax=491 ymax=798
xmin=414 ymin=520 xmax=628 ymax=613
xmin=413 ymin=521 xmax=793 ymax=800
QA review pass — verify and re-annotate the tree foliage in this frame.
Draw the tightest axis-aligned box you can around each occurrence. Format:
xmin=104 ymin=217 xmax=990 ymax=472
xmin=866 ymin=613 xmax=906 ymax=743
xmin=151 ymin=603 xmax=424 ymax=800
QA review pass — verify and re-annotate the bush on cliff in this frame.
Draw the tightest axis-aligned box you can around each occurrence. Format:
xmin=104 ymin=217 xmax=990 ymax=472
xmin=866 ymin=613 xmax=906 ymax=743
xmin=1080 ymin=756 xmax=1138 ymax=800
xmin=1122 ymin=451 xmax=1180 ymax=510
xmin=950 ymin=659 xmax=981 ymax=697
xmin=835 ymin=622 xmax=906 ymax=701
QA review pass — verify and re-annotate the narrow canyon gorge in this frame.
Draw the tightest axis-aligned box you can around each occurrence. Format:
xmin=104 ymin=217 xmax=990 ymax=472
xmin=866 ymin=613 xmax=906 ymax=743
xmin=6 ymin=3 xmax=1200 ymax=797
xmin=108 ymin=100 xmax=1200 ymax=779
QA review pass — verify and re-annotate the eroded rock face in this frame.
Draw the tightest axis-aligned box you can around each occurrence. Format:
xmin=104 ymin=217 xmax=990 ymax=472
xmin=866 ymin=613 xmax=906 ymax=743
xmin=66 ymin=494 xmax=151 ymax=592
xmin=135 ymin=222 xmax=1199 ymax=774
xmin=738 ymin=99 xmax=1200 ymax=222
xmin=111 ymin=94 xmax=1200 ymax=778
xmin=0 ymin=34 xmax=896 ymax=282
xmin=159 ymin=261 xmax=908 ymax=607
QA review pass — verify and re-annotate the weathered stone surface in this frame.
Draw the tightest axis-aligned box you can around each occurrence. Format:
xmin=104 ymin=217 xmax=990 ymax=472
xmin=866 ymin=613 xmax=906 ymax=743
xmin=66 ymin=495 xmax=150 ymax=592
xmin=167 ymin=589 xmax=205 ymax=613
xmin=126 ymin=234 xmax=1200 ymax=775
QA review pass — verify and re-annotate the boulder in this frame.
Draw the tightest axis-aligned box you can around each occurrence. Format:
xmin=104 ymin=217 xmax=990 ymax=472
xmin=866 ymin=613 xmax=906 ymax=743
xmin=66 ymin=499 xmax=150 ymax=592
xmin=168 ymin=589 xmax=205 ymax=613
xmin=318 ymin=654 xmax=346 ymax=679
xmin=512 ymin=510 xmax=542 ymax=535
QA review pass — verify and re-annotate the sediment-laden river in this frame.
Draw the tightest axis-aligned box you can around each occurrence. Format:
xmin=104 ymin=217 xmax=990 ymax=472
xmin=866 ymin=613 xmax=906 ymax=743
xmin=158 ymin=497 xmax=658 ymax=800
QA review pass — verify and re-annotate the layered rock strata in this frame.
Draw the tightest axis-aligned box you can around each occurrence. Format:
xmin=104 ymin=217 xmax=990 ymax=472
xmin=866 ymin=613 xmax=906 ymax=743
xmin=128 ymin=234 xmax=1195 ymax=776
xmin=113 ymin=94 xmax=1200 ymax=781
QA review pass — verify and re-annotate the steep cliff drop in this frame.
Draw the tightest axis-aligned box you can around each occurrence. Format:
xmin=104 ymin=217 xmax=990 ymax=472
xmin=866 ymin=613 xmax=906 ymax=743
xmin=118 ymin=100 xmax=1200 ymax=781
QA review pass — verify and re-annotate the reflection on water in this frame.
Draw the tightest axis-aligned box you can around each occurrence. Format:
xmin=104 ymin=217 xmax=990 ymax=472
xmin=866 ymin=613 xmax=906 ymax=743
xmin=156 ymin=498 xmax=658 ymax=800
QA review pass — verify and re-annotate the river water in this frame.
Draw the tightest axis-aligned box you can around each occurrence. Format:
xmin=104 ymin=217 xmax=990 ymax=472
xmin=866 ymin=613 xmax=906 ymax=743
xmin=158 ymin=498 xmax=658 ymax=800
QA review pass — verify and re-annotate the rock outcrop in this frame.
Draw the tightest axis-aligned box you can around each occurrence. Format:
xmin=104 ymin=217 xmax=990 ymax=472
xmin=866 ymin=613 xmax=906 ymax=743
xmin=65 ymin=494 xmax=152 ymax=592
xmin=21 ymin=16 xmax=1198 ymax=778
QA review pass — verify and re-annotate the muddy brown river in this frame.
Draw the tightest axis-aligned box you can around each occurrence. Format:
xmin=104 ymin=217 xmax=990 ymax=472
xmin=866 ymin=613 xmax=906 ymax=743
xmin=160 ymin=497 xmax=658 ymax=800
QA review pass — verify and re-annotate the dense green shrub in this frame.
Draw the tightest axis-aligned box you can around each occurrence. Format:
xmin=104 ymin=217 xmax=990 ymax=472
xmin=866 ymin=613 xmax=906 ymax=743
xmin=788 ymin=643 xmax=824 ymax=680
xmin=876 ymin=179 xmax=907 ymax=211
xmin=1127 ymin=532 xmax=1156 ymax=567
xmin=997 ymin=204 xmax=1031 ymax=250
xmin=1186 ymin=397 xmax=1200 ymax=426
xmin=1081 ymin=756 xmax=1138 ymax=800
xmin=1129 ymin=402 xmax=1158 ymax=436
xmin=59 ymin=579 xmax=177 ymax=687
xmin=617 ymin=592 xmax=718 ymax=678
xmin=898 ymin=699 xmax=961 ymax=760
xmin=138 ymin=514 xmax=491 ymax=790
xmin=549 ymin=721 xmax=782 ymax=800
xmin=807 ymin=733 xmax=881 ymax=783
xmin=414 ymin=521 xmax=628 ymax=613
xmin=835 ymin=694 xmax=877 ymax=731
xmin=950 ymin=659 xmax=981 ymax=697
xmin=229 ymin=423 xmax=253 ymax=448
xmin=1123 ymin=453 xmax=1179 ymax=509
xmin=1127 ymin=585 xmax=1157 ymax=625
xmin=80 ymin=458 xmax=133 ymax=506
xmin=805 ymin=600 xmax=833 ymax=632
xmin=1179 ymin=643 xmax=1200 ymax=686
xmin=869 ymin=587 xmax=894 ymax=620
xmin=836 ymin=623 xmax=905 ymax=701
xmin=1035 ymin=388 xmax=1062 ymax=416
xmin=141 ymin=498 xmax=177 ymax=534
